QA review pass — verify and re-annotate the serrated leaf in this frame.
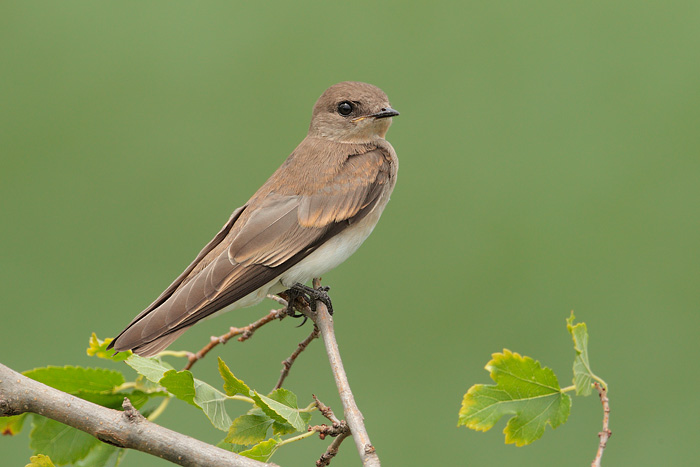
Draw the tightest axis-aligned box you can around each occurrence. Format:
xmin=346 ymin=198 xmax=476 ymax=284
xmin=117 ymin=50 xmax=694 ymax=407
xmin=124 ymin=355 xmax=231 ymax=431
xmin=268 ymin=388 xmax=311 ymax=435
xmin=124 ymin=355 xmax=174 ymax=383
xmin=567 ymin=312 xmax=599 ymax=395
xmin=250 ymin=393 xmax=286 ymax=425
xmin=194 ymin=379 xmax=233 ymax=431
xmin=270 ymin=411 xmax=311 ymax=436
xmin=26 ymin=454 xmax=55 ymax=467
xmin=238 ymin=438 xmax=280 ymax=463
xmin=30 ymin=417 xmax=100 ymax=465
xmin=225 ymin=414 xmax=274 ymax=445
xmin=216 ymin=439 xmax=248 ymax=453
xmin=23 ymin=366 xmax=124 ymax=394
xmin=271 ymin=420 xmax=296 ymax=436
xmin=160 ymin=370 xmax=197 ymax=406
xmin=74 ymin=443 xmax=126 ymax=467
xmin=458 ymin=349 xmax=571 ymax=446
xmin=87 ymin=333 xmax=131 ymax=362
xmin=22 ymin=363 xmax=162 ymax=412
xmin=246 ymin=406 xmax=265 ymax=416
xmin=267 ymin=388 xmax=298 ymax=408
xmin=252 ymin=391 xmax=306 ymax=432
xmin=218 ymin=357 xmax=251 ymax=396
xmin=2 ymin=413 xmax=27 ymax=435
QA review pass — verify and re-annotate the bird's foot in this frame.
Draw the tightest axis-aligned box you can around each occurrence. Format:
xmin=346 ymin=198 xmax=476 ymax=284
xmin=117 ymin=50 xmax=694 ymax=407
xmin=280 ymin=289 xmax=309 ymax=320
xmin=284 ymin=283 xmax=333 ymax=317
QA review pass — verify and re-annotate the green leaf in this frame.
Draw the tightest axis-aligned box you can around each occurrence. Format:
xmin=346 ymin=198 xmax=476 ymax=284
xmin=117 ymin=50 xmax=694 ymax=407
xmin=87 ymin=333 xmax=131 ymax=362
xmin=216 ymin=439 xmax=248 ymax=453
xmin=124 ymin=355 xmax=232 ymax=431
xmin=160 ymin=370 xmax=197 ymax=406
xmin=252 ymin=390 xmax=306 ymax=432
xmin=25 ymin=454 xmax=55 ymax=467
xmin=238 ymin=438 xmax=280 ymax=463
xmin=567 ymin=312 xmax=603 ymax=395
xmin=269 ymin=410 xmax=311 ymax=436
xmin=21 ymin=363 xmax=160 ymax=413
xmin=225 ymin=414 xmax=274 ymax=445
xmin=30 ymin=417 xmax=100 ymax=465
xmin=267 ymin=388 xmax=298 ymax=408
xmin=74 ymin=443 xmax=126 ymax=467
xmin=268 ymin=388 xmax=310 ymax=434
xmin=2 ymin=413 xmax=28 ymax=436
xmin=194 ymin=379 xmax=233 ymax=431
xmin=458 ymin=349 xmax=571 ymax=446
xmin=218 ymin=357 xmax=251 ymax=396
xmin=23 ymin=366 xmax=124 ymax=394
xmin=124 ymin=355 xmax=174 ymax=383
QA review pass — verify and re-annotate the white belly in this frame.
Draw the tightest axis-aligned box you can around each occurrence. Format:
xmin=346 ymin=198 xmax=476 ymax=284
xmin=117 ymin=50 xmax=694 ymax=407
xmin=280 ymin=207 xmax=384 ymax=287
xmin=207 ymin=205 xmax=385 ymax=320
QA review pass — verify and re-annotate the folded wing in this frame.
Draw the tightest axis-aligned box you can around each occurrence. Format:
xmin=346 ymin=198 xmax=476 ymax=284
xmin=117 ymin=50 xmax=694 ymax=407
xmin=109 ymin=148 xmax=392 ymax=355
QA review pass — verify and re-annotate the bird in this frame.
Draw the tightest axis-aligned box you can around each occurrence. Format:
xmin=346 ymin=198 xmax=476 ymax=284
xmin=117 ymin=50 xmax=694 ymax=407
xmin=108 ymin=81 xmax=399 ymax=356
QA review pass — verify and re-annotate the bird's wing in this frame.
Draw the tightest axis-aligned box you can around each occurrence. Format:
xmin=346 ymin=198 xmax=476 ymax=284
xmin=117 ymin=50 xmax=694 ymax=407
xmin=118 ymin=206 xmax=247 ymax=327
xmin=110 ymin=148 xmax=392 ymax=354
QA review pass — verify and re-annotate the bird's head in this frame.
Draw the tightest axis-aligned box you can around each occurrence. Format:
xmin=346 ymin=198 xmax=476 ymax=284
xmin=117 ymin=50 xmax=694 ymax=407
xmin=308 ymin=81 xmax=399 ymax=143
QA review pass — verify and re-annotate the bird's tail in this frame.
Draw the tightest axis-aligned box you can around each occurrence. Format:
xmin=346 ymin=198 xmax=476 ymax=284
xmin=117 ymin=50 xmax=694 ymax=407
xmin=109 ymin=326 xmax=190 ymax=357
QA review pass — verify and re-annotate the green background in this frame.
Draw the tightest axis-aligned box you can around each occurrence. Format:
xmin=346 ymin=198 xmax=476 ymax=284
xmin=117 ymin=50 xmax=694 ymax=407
xmin=2 ymin=1 xmax=699 ymax=466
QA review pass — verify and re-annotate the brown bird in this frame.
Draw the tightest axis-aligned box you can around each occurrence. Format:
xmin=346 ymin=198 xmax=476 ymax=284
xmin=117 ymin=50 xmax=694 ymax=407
xmin=108 ymin=81 xmax=399 ymax=356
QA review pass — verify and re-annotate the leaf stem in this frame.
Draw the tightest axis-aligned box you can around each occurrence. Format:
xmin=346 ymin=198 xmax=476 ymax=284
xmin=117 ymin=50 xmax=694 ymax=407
xmin=157 ymin=350 xmax=191 ymax=358
xmin=225 ymin=394 xmax=256 ymax=404
xmin=561 ymin=385 xmax=576 ymax=393
xmin=591 ymin=374 xmax=608 ymax=391
xmin=277 ymin=430 xmax=316 ymax=447
xmin=113 ymin=382 xmax=138 ymax=392
xmin=299 ymin=402 xmax=318 ymax=413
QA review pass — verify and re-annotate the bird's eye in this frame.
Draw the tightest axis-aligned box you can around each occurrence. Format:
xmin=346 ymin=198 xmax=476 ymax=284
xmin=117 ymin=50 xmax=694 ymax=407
xmin=337 ymin=101 xmax=354 ymax=116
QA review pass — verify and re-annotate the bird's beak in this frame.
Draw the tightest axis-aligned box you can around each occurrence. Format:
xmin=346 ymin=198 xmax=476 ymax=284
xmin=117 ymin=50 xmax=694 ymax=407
xmin=352 ymin=107 xmax=400 ymax=122
xmin=371 ymin=107 xmax=400 ymax=119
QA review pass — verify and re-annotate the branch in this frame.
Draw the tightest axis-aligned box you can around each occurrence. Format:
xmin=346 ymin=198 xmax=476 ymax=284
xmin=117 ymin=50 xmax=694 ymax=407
xmin=273 ymin=326 xmax=320 ymax=391
xmin=313 ymin=394 xmax=340 ymax=425
xmin=184 ymin=307 xmax=287 ymax=371
xmin=311 ymin=395 xmax=350 ymax=467
xmin=308 ymin=278 xmax=381 ymax=467
xmin=591 ymin=382 xmax=612 ymax=467
xmin=0 ymin=363 xmax=277 ymax=467
xmin=316 ymin=431 xmax=351 ymax=467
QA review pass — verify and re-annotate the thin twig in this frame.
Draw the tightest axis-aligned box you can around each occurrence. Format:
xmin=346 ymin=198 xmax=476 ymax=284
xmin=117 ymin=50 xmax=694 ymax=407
xmin=273 ymin=326 xmax=320 ymax=390
xmin=308 ymin=278 xmax=380 ymax=467
xmin=184 ymin=307 xmax=287 ymax=371
xmin=309 ymin=420 xmax=348 ymax=439
xmin=308 ymin=397 xmax=350 ymax=467
xmin=313 ymin=394 xmax=340 ymax=425
xmin=0 ymin=364 xmax=276 ymax=467
xmin=592 ymin=382 xmax=612 ymax=467
xmin=266 ymin=294 xmax=289 ymax=306
xmin=316 ymin=431 xmax=351 ymax=467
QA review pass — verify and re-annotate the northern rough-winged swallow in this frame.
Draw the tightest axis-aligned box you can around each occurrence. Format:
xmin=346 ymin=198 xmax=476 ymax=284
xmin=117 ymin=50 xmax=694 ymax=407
xmin=108 ymin=81 xmax=399 ymax=356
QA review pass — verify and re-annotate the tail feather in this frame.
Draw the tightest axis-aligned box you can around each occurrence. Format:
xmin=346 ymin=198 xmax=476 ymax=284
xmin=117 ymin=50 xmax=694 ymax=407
xmin=117 ymin=327 xmax=190 ymax=357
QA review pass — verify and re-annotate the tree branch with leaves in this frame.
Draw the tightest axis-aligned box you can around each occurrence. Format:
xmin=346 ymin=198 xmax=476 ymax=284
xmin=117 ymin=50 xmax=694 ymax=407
xmin=1 ymin=283 xmax=380 ymax=466
xmin=457 ymin=312 xmax=611 ymax=464
xmin=2 ymin=299 xmax=611 ymax=466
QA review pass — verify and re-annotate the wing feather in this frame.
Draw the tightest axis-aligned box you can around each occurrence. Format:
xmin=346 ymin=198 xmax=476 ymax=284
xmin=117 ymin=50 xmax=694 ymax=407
xmin=111 ymin=147 xmax=393 ymax=354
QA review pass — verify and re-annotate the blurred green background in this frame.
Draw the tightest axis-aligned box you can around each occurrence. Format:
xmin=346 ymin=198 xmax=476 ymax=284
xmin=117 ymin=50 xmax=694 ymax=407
xmin=2 ymin=1 xmax=699 ymax=466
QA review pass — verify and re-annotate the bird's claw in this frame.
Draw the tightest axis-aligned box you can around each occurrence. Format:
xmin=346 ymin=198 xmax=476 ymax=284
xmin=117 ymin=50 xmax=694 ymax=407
xmin=283 ymin=283 xmax=334 ymax=320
